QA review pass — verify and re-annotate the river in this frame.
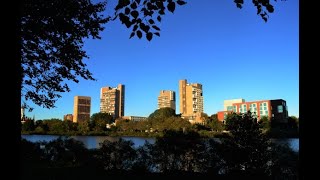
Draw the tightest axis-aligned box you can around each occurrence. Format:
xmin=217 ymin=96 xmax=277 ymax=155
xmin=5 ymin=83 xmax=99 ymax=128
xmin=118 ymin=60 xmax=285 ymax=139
xmin=21 ymin=135 xmax=299 ymax=152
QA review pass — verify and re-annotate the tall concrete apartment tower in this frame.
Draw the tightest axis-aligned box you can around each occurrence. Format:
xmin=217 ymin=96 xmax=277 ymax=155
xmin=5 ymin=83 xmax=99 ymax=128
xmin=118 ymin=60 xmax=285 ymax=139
xmin=179 ymin=79 xmax=203 ymax=118
xmin=158 ymin=90 xmax=176 ymax=112
xmin=73 ymin=96 xmax=91 ymax=123
xmin=100 ymin=84 xmax=125 ymax=119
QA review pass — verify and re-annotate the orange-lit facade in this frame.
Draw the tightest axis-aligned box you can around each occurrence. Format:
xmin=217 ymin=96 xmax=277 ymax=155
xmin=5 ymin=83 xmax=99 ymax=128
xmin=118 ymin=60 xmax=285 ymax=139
xmin=217 ymin=99 xmax=288 ymax=123
xmin=73 ymin=96 xmax=91 ymax=123
xmin=158 ymin=90 xmax=176 ymax=111
xmin=100 ymin=84 xmax=125 ymax=119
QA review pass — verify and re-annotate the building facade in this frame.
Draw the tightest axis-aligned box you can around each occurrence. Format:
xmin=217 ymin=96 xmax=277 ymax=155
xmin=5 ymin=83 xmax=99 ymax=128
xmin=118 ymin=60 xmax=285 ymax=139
xmin=158 ymin=90 xmax=176 ymax=112
xmin=100 ymin=84 xmax=125 ymax=119
xmin=122 ymin=116 xmax=147 ymax=122
xmin=179 ymin=79 xmax=204 ymax=121
xmin=63 ymin=114 xmax=73 ymax=121
xmin=73 ymin=96 xmax=91 ymax=123
xmin=217 ymin=99 xmax=288 ymax=123
xmin=223 ymin=98 xmax=245 ymax=111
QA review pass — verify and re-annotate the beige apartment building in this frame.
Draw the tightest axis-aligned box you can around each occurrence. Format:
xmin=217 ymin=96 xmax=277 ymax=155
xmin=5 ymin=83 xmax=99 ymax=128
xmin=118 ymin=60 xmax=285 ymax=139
xmin=158 ymin=90 xmax=176 ymax=111
xmin=100 ymin=84 xmax=125 ymax=119
xmin=179 ymin=79 xmax=204 ymax=122
xmin=73 ymin=96 xmax=91 ymax=123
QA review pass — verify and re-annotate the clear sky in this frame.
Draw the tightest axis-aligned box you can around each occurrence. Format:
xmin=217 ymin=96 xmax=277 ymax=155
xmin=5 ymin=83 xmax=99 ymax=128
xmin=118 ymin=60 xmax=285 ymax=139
xmin=25 ymin=0 xmax=299 ymax=120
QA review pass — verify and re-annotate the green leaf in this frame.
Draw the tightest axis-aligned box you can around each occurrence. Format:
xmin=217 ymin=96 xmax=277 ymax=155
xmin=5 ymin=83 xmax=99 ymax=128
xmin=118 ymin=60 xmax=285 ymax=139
xmin=130 ymin=10 xmax=139 ymax=19
xmin=167 ymin=2 xmax=175 ymax=13
xmin=149 ymin=19 xmax=155 ymax=24
xmin=157 ymin=15 xmax=161 ymax=22
xmin=154 ymin=32 xmax=160 ymax=37
xmin=152 ymin=25 xmax=160 ymax=31
xmin=177 ymin=0 xmax=187 ymax=5
xmin=137 ymin=30 xmax=142 ymax=39
xmin=146 ymin=32 xmax=153 ymax=41
xmin=129 ymin=32 xmax=135 ymax=39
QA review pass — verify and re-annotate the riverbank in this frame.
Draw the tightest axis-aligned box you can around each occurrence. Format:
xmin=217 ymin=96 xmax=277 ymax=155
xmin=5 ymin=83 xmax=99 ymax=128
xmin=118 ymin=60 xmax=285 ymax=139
xmin=21 ymin=129 xmax=299 ymax=138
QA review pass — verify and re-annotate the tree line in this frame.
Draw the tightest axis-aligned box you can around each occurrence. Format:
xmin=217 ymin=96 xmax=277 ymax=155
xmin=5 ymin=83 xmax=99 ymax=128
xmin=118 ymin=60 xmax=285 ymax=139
xmin=22 ymin=107 xmax=299 ymax=138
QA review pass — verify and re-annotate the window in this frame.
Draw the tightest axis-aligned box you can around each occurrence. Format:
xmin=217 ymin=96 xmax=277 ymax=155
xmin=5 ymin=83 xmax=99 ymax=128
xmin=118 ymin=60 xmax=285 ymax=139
xmin=264 ymin=106 xmax=267 ymax=110
xmin=265 ymin=111 xmax=268 ymax=115
xmin=253 ymin=104 xmax=256 ymax=107
xmin=277 ymin=105 xmax=283 ymax=113
xmin=227 ymin=106 xmax=233 ymax=111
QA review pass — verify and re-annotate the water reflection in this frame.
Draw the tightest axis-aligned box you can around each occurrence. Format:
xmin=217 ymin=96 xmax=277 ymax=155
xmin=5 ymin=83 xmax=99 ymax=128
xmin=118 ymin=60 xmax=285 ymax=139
xmin=21 ymin=135 xmax=298 ymax=152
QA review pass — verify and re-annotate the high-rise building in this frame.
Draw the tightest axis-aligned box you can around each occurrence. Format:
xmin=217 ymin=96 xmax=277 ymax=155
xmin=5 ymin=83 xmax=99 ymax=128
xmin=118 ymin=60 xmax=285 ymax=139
xmin=100 ymin=84 xmax=125 ymax=119
xmin=158 ymin=90 xmax=176 ymax=111
xmin=73 ymin=96 xmax=91 ymax=123
xmin=179 ymin=79 xmax=203 ymax=118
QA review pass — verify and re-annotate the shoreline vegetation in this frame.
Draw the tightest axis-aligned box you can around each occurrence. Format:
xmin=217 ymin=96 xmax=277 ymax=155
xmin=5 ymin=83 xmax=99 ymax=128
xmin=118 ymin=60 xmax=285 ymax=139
xmin=21 ymin=128 xmax=299 ymax=139
xmin=22 ymin=112 xmax=299 ymax=179
xmin=21 ymin=109 xmax=299 ymax=139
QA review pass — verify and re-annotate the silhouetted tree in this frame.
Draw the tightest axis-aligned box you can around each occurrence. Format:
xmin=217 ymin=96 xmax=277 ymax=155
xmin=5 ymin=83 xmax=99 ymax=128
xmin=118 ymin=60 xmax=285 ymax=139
xmin=268 ymin=142 xmax=299 ymax=179
xmin=221 ymin=112 xmax=271 ymax=175
xmin=150 ymin=130 xmax=207 ymax=173
xmin=21 ymin=138 xmax=44 ymax=168
xmin=96 ymin=138 xmax=137 ymax=171
xmin=287 ymin=116 xmax=298 ymax=129
xmin=131 ymin=141 xmax=154 ymax=173
xmin=42 ymin=137 xmax=89 ymax=167
xmin=21 ymin=0 xmax=109 ymax=110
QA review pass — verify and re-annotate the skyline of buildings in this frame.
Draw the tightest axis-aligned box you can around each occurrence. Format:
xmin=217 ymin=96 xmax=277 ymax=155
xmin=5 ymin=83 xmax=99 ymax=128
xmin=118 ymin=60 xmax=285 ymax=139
xmin=157 ymin=90 xmax=176 ymax=112
xmin=57 ymin=80 xmax=291 ymax=123
xmin=100 ymin=84 xmax=125 ymax=119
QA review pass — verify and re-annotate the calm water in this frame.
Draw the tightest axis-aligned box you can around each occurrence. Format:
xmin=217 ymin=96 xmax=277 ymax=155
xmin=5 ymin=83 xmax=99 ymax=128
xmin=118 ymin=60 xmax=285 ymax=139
xmin=21 ymin=135 xmax=299 ymax=152
xmin=21 ymin=135 xmax=155 ymax=149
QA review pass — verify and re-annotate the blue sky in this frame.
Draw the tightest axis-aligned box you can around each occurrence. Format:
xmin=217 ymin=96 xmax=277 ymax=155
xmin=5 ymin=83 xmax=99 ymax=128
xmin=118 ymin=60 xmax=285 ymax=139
xmin=25 ymin=0 xmax=299 ymax=120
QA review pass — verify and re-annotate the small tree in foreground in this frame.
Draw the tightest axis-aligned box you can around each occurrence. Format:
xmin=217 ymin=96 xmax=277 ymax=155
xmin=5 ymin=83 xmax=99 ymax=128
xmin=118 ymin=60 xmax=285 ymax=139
xmin=222 ymin=112 xmax=271 ymax=175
